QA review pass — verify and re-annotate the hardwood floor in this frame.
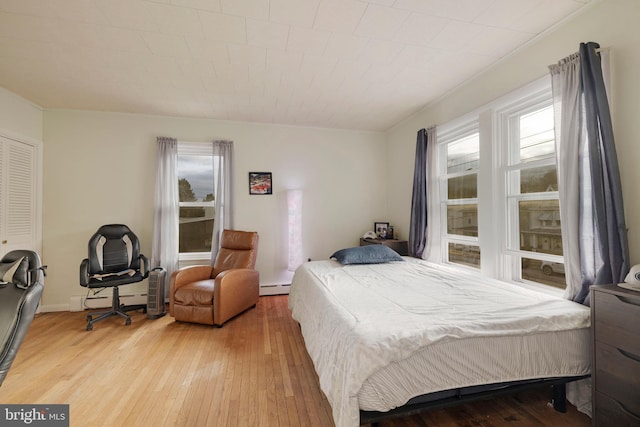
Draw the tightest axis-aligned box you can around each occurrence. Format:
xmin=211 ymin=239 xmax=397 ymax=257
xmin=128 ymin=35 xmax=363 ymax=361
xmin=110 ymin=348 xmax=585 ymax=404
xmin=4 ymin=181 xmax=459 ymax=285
xmin=3 ymin=295 xmax=590 ymax=427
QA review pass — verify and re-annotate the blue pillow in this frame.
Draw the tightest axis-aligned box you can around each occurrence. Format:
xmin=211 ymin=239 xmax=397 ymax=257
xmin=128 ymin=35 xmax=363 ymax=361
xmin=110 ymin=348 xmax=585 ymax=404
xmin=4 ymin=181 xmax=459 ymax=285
xmin=330 ymin=245 xmax=404 ymax=265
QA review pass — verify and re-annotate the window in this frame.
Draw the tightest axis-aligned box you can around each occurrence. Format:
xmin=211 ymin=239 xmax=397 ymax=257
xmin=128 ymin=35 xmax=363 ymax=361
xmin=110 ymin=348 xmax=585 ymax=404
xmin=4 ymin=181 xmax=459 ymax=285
xmin=502 ymin=103 xmax=565 ymax=289
xmin=177 ymin=143 xmax=216 ymax=260
xmin=436 ymin=77 xmax=564 ymax=291
xmin=440 ymin=128 xmax=481 ymax=268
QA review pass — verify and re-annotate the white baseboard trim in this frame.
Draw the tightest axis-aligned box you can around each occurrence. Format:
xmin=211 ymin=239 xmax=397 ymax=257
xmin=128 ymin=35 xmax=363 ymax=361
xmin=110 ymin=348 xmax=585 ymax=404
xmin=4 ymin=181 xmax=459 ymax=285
xmin=259 ymin=284 xmax=291 ymax=296
xmin=55 ymin=287 xmax=282 ymax=314
xmin=38 ymin=303 xmax=69 ymax=313
xmin=69 ymin=293 xmax=148 ymax=312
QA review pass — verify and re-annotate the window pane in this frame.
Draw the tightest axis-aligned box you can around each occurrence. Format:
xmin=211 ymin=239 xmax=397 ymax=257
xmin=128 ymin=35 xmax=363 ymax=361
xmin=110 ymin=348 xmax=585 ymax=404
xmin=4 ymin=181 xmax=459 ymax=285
xmin=448 ymin=243 xmax=480 ymax=268
xmin=448 ymin=174 xmax=477 ymax=199
xmin=521 ymin=258 xmax=565 ymax=289
xmin=177 ymin=155 xmax=215 ymax=203
xmin=447 ymin=133 xmax=479 ymax=173
xmin=520 ymin=165 xmax=557 ymax=194
xmin=519 ymin=106 xmax=554 ymax=162
xmin=179 ymin=207 xmax=214 ymax=253
xmin=447 ymin=204 xmax=478 ymax=237
xmin=178 ymin=152 xmax=216 ymax=255
xmin=519 ymin=200 xmax=562 ymax=256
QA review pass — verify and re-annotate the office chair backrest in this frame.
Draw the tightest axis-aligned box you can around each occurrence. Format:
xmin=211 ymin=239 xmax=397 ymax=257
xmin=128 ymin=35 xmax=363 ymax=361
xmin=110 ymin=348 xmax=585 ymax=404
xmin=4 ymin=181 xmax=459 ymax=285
xmin=0 ymin=250 xmax=45 ymax=386
xmin=212 ymin=230 xmax=259 ymax=277
xmin=87 ymin=224 xmax=142 ymax=274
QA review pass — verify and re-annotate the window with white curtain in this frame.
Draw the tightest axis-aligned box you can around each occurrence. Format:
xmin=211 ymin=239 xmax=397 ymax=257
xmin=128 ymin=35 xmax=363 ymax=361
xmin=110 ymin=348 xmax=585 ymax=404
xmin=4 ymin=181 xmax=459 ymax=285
xmin=177 ymin=142 xmax=217 ymax=261
xmin=436 ymin=77 xmax=565 ymax=292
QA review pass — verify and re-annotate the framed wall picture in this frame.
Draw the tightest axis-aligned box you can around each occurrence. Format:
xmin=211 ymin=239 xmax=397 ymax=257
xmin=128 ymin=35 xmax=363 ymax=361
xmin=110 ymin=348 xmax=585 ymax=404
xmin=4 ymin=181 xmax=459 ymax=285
xmin=374 ymin=221 xmax=389 ymax=238
xmin=249 ymin=172 xmax=272 ymax=195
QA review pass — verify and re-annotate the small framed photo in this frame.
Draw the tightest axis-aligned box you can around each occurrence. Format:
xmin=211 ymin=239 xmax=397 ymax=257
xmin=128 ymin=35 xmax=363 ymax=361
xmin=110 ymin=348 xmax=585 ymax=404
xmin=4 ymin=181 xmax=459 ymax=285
xmin=249 ymin=172 xmax=272 ymax=195
xmin=374 ymin=222 xmax=389 ymax=238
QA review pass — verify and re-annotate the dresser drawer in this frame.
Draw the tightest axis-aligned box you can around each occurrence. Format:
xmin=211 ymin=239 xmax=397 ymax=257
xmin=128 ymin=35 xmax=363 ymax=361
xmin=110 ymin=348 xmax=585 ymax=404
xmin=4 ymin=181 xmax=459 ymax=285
xmin=593 ymin=290 xmax=640 ymax=355
xmin=359 ymin=238 xmax=409 ymax=256
xmin=594 ymin=341 xmax=640 ymax=409
xmin=594 ymin=391 xmax=640 ymax=427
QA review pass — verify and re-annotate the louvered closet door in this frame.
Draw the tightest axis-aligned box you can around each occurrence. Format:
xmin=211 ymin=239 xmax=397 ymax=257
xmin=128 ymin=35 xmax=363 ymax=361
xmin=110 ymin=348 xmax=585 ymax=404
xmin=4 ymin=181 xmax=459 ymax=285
xmin=0 ymin=135 xmax=37 ymax=257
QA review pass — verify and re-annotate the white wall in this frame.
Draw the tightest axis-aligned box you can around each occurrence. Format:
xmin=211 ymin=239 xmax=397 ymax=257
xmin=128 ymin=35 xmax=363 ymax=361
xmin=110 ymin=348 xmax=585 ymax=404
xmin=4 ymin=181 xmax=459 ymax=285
xmin=42 ymin=110 xmax=387 ymax=310
xmin=0 ymin=87 xmax=42 ymax=141
xmin=386 ymin=0 xmax=640 ymax=265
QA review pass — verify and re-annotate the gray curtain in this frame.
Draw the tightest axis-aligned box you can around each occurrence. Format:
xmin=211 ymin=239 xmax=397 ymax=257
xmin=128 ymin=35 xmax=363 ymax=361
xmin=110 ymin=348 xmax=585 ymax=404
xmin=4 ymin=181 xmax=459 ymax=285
xmin=210 ymin=140 xmax=234 ymax=263
xmin=579 ymin=42 xmax=629 ymax=300
xmin=409 ymin=127 xmax=436 ymax=258
xmin=151 ymin=137 xmax=179 ymax=290
xmin=550 ymin=42 xmax=629 ymax=305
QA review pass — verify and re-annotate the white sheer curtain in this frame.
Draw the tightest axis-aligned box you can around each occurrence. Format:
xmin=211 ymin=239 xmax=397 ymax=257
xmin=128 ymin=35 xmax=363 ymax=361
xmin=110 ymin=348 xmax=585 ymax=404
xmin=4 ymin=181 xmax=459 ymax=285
xmin=151 ymin=137 xmax=179 ymax=285
xmin=210 ymin=140 xmax=234 ymax=263
xmin=549 ymin=55 xmax=592 ymax=416
xmin=550 ymin=53 xmax=584 ymax=302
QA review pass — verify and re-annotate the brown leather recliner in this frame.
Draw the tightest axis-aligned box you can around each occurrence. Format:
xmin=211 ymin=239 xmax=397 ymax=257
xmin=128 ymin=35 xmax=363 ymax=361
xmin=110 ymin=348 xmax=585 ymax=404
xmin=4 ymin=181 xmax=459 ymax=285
xmin=169 ymin=229 xmax=259 ymax=327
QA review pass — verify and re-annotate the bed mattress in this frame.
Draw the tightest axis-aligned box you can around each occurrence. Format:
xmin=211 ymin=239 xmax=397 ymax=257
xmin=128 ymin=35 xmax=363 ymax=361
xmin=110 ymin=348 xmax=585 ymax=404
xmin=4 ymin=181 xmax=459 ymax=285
xmin=288 ymin=258 xmax=590 ymax=427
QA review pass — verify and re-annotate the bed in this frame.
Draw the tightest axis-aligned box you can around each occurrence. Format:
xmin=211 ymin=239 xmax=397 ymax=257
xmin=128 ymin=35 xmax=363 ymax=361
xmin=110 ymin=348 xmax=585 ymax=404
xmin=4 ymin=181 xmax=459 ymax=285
xmin=288 ymin=254 xmax=591 ymax=427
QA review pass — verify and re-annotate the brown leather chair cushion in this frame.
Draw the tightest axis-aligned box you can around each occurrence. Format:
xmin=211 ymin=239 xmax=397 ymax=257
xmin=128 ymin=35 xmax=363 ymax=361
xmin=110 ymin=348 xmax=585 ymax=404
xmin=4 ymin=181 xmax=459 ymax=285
xmin=173 ymin=280 xmax=214 ymax=306
xmin=172 ymin=304 xmax=213 ymax=325
xmin=220 ymin=230 xmax=258 ymax=250
xmin=212 ymin=230 xmax=259 ymax=277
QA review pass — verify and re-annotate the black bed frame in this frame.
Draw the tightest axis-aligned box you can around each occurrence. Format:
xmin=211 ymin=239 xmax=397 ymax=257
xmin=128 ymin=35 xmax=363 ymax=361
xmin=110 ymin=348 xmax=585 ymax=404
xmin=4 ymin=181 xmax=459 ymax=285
xmin=360 ymin=374 xmax=590 ymax=426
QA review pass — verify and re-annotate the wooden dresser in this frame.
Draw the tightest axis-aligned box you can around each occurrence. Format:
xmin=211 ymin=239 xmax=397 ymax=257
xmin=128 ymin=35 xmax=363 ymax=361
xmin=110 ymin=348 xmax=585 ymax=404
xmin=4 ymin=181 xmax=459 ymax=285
xmin=591 ymin=284 xmax=640 ymax=426
xmin=359 ymin=238 xmax=409 ymax=256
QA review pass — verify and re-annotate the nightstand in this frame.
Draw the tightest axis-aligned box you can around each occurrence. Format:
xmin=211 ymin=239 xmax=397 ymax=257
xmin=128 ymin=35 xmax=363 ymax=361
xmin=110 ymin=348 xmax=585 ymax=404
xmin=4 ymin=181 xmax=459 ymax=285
xmin=360 ymin=238 xmax=409 ymax=256
xmin=590 ymin=284 xmax=640 ymax=426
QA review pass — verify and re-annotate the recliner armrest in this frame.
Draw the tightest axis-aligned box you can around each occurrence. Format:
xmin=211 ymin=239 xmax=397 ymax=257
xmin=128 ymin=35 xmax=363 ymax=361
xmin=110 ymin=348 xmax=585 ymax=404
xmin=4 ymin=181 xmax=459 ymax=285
xmin=169 ymin=265 xmax=215 ymax=292
xmin=214 ymin=268 xmax=259 ymax=288
xmin=213 ymin=268 xmax=260 ymax=326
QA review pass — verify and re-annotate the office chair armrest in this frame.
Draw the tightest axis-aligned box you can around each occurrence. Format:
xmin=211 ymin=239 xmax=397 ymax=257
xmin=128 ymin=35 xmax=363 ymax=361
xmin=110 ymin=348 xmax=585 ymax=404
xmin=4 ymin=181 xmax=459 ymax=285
xmin=138 ymin=254 xmax=150 ymax=278
xmin=79 ymin=258 xmax=90 ymax=287
xmin=213 ymin=268 xmax=259 ymax=326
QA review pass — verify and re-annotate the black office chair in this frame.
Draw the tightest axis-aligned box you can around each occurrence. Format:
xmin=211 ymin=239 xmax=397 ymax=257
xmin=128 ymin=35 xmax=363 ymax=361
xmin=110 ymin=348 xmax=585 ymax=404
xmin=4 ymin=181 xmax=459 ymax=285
xmin=80 ymin=224 xmax=149 ymax=331
xmin=0 ymin=250 xmax=46 ymax=386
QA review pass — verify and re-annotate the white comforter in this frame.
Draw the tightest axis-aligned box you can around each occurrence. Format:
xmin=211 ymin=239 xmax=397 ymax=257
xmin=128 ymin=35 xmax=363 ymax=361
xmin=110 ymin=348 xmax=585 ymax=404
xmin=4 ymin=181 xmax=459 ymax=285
xmin=288 ymin=258 xmax=590 ymax=427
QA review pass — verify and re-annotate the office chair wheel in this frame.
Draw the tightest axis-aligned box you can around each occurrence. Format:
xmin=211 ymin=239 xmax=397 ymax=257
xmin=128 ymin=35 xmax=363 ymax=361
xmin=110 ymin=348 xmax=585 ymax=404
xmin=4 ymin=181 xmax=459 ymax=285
xmin=86 ymin=314 xmax=92 ymax=321
xmin=125 ymin=318 xmax=131 ymax=326
xmin=86 ymin=323 xmax=93 ymax=331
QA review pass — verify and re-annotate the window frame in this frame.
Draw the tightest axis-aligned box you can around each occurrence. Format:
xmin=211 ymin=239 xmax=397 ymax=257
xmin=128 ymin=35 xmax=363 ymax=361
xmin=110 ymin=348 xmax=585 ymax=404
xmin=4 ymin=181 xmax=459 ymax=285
xmin=496 ymin=83 xmax=564 ymax=291
xmin=177 ymin=141 xmax=217 ymax=262
xmin=435 ymin=76 xmax=565 ymax=295
xmin=437 ymin=120 xmax=481 ymax=270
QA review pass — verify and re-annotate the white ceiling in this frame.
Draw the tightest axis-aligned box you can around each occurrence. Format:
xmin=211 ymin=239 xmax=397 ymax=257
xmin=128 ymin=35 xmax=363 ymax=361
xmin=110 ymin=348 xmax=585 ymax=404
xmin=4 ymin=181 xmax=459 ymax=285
xmin=0 ymin=0 xmax=592 ymax=132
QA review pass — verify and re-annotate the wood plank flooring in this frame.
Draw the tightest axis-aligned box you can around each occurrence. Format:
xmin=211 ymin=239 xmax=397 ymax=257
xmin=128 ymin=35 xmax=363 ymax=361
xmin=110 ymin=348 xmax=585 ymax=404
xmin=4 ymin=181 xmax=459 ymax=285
xmin=2 ymin=295 xmax=590 ymax=427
